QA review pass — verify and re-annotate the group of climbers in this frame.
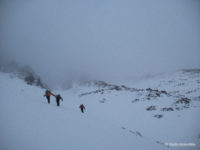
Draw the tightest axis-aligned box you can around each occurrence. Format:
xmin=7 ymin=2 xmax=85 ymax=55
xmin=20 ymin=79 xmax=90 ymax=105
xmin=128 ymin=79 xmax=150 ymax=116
xmin=44 ymin=90 xmax=63 ymax=106
xmin=44 ymin=90 xmax=85 ymax=113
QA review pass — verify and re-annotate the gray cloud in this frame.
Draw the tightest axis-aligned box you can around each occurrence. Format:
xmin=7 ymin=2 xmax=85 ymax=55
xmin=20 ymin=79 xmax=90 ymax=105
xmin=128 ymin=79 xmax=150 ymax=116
xmin=0 ymin=0 xmax=200 ymax=87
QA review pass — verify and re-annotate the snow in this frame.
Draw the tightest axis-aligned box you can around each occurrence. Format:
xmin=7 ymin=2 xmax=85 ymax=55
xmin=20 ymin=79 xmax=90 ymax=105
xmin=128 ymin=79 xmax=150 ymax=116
xmin=0 ymin=71 xmax=200 ymax=150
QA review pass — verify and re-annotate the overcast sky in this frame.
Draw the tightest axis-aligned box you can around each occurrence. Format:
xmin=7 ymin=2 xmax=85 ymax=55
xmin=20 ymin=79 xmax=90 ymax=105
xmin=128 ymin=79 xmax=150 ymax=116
xmin=0 ymin=0 xmax=200 ymax=86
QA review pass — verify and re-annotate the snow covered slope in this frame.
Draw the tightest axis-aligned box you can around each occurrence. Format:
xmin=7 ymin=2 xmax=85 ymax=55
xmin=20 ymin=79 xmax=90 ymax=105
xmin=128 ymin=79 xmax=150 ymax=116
xmin=0 ymin=70 xmax=200 ymax=150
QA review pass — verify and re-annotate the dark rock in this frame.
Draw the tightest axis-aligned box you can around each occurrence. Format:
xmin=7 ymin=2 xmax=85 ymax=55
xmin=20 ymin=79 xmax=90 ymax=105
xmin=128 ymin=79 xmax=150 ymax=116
xmin=156 ymin=93 xmax=160 ymax=97
xmin=161 ymin=107 xmax=174 ymax=111
xmin=154 ymin=114 xmax=163 ymax=119
xmin=132 ymin=99 xmax=139 ymax=103
xmin=24 ymin=74 xmax=35 ymax=85
xmin=111 ymin=85 xmax=122 ymax=91
xmin=135 ymin=131 xmax=143 ymax=137
xmin=94 ymin=80 xmax=109 ymax=88
xmin=121 ymin=127 xmax=126 ymax=130
xmin=146 ymin=88 xmax=152 ymax=91
xmin=183 ymin=69 xmax=200 ymax=73
xmin=176 ymin=97 xmax=191 ymax=104
xmin=160 ymin=90 xmax=168 ymax=94
xmin=146 ymin=106 xmax=156 ymax=111
xmin=177 ymin=83 xmax=185 ymax=86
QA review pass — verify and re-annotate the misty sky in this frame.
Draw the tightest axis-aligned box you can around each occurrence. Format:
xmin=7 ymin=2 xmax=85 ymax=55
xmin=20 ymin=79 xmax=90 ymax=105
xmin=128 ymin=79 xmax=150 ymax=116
xmin=0 ymin=0 xmax=200 ymax=86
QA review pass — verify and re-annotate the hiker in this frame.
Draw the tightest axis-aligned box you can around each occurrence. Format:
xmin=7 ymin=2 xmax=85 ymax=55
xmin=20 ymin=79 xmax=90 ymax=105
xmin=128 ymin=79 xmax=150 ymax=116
xmin=79 ymin=104 xmax=85 ymax=113
xmin=44 ymin=90 xmax=55 ymax=104
xmin=55 ymin=94 xmax=63 ymax=106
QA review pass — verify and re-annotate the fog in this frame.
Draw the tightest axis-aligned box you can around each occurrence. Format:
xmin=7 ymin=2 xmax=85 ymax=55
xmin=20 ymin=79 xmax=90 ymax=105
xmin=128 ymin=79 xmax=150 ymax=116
xmin=0 ymin=0 xmax=200 ymax=87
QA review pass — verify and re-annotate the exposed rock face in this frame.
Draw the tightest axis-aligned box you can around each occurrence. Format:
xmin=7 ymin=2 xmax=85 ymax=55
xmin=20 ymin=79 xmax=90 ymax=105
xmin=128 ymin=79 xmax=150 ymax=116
xmin=146 ymin=106 xmax=156 ymax=111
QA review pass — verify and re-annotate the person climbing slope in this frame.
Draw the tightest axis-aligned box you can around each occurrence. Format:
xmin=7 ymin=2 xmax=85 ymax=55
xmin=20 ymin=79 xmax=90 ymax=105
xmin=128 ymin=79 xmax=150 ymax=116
xmin=44 ymin=90 xmax=55 ymax=104
xmin=55 ymin=94 xmax=63 ymax=106
xmin=79 ymin=104 xmax=86 ymax=113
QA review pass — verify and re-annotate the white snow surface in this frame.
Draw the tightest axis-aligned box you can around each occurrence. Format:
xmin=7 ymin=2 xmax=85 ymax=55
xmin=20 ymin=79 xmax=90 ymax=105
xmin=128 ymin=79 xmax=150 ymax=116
xmin=0 ymin=70 xmax=200 ymax=150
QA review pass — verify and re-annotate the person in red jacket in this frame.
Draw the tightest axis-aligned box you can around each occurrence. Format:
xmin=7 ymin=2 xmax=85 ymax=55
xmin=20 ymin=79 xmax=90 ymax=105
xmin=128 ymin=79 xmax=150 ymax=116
xmin=44 ymin=90 xmax=55 ymax=104
xmin=79 ymin=104 xmax=86 ymax=113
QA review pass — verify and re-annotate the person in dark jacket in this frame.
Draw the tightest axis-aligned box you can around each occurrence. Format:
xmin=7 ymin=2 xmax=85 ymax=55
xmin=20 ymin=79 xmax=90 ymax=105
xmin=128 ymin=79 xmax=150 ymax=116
xmin=55 ymin=94 xmax=63 ymax=106
xmin=79 ymin=104 xmax=85 ymax=113
xmin=44 ymin=90 xmax=55 ymax=104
